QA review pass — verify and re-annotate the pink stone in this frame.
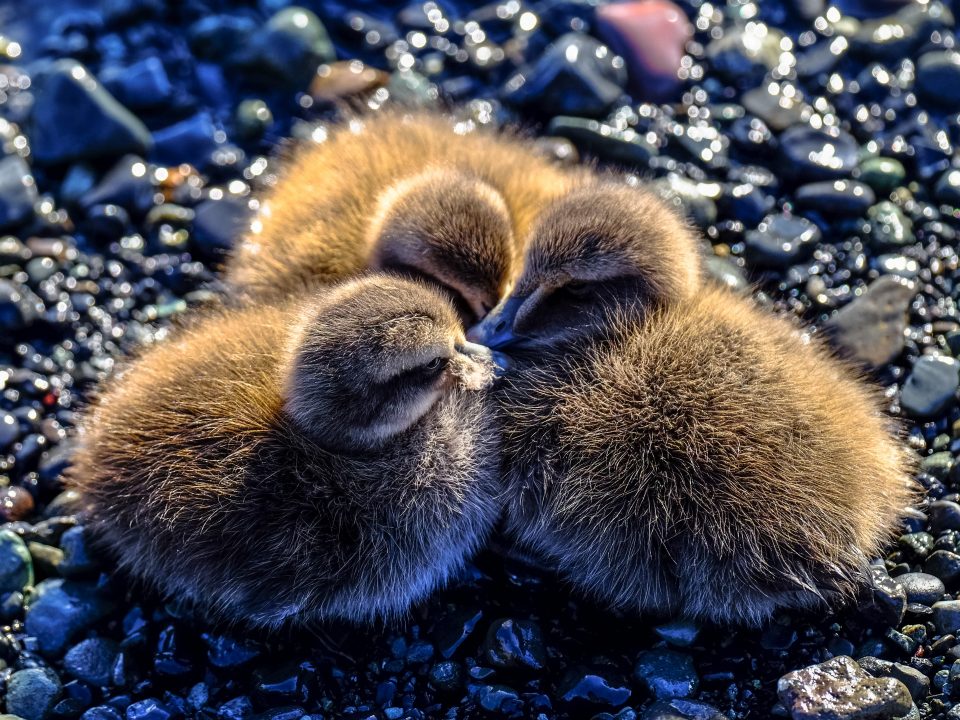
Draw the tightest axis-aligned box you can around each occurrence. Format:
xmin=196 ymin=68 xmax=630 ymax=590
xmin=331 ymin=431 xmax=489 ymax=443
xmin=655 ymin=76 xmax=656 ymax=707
xmin=595 ymin=0 xmax=693 ymax=102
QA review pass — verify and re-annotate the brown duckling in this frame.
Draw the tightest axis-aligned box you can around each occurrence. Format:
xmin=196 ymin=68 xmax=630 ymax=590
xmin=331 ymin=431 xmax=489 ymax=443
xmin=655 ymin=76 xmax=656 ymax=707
xmin=470 ymin=189 xmax=915 ymax=624
xmin=67 ymin=275 xmax=507 ymax=627
xmin=225 ymin=112 xmax=583 ymax=321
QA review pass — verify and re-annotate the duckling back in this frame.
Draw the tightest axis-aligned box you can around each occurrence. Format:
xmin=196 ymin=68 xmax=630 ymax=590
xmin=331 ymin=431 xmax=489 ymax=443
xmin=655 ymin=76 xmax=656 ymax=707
xmin=225 ymin=112 xmax=582 ymax=298
xmin=499 ymin=285 xmax=915 ymax=624
xmin=68 ymin=286 xmax=501 ymax=627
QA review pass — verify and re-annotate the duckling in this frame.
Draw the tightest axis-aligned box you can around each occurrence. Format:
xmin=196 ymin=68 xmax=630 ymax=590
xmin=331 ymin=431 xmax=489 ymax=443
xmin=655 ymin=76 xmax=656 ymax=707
xmin=225 ymin=112 xmax=583 ymax=321
xmin=468 ymin=181 xmax=704 ymax=350
xmin=67 ymin=275 xmax=506 ymax=627
xmin=470 ymin=191 xmax=915 ymax=624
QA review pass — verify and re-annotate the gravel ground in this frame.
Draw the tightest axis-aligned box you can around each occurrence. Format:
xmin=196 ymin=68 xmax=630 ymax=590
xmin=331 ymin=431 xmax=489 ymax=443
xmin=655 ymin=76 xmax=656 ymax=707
xmin=0 ymin=0 xmax=958 ymax=718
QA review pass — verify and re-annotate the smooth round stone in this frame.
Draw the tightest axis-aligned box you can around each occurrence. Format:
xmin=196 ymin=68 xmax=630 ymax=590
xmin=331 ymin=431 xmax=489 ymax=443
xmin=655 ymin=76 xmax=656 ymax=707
xmin=191 ymin=196 xmax=252 ymax=256
xmin=309 ymin=61 xmax=388 ymax=106
xmin=64 ymin=637 xmax=120 ymax=687
xmin=546 ymin=116 xmax=657 ymax=166
xmin=795 ymin=180 xmax=875 ymax=216
xmin=896 ymin=573 xmax=945 ymax=605
xmin=779 ymin=125 xmax=858 ymax=181
xmin=594 ymin=0 xmax=692 ymax=101
xmin=58 ymin=526 xmax=99 ymax=578
xmin=824 ymin=275 xmax=915 ymax=367
xmin=0 ymin=412 xmax=19 ymax=449
xmin=706 ymin=24 xmax=787 ymax=82
xmin=925 ymin=550 xmax=960 ymax=585
xmin=6 ymin=669 xmax=62 ymax=720
xmin=634 ymin=650 xmax=699 ymax=700
xmin=917 ymin=51 xmax=960 ymax=111
xmin=900 ymin=355 xmax=959 ymax=419
xmin=483 ymin=618 xmax=546 ymax=671
xmin=935 ymin=169 xmax=960 ymax=206
xmin=0 ymin=486 xmax=35 ymax=522
xmin=933 ymin=599 xmax=960 ymax=633
xmin=859 ymin=156 xmax=905 ymax=193
xmin=868 ymin=201 xmax=914 ymax=246
xmin=744 ymin=213 xmax=821 ymax=268
xmin=80 ymin=155 xmax=155 ymax=214
xmin=722 ymin=182 xmax=774 ymax=226
xmin=235 ymin=99 xmax=273 ymax=141
xmin=245 ymin=8 xmax=335 ymax=89
xmin=850 ymin=13 xmax=918 ymax=59
xmin=930 ymin=501 xmax=960 ymax=533
xmin=777 ymin=657 xmax=912 ymax=720
xmin=0 ymin=529 xmax=32 ymax=594
xmin=558 ymin=670 xmax=632 ymax=706
xmin=502 ymin=32 xmax=627 ymax=117
xmin=704 ymin=255 xmax=748 ymax=291
xmin=741 ymin=84 xmax=809 ymax=134
xmin=27 ymin=60 xmax=152 ymax=166
xmin=0 ymin=155 xmax=37 ymax=231
xmin=24 ymin=578 xmax=116 ymax=655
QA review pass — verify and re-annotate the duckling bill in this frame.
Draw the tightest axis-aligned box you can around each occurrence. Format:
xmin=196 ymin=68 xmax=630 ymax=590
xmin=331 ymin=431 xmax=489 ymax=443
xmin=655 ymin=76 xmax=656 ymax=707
xmin=67 ymin=275 xmax=505 ymax=627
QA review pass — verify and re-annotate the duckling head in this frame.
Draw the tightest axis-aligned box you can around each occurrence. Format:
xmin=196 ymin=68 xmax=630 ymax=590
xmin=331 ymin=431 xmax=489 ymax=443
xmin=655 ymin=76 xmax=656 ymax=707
xmin=368 ymin=168 xmax=516 ymax=324
xmin=285 ymin=275 xmax=506 ymax=452
xmin=468 ymin=182 xmax=702 ymax=351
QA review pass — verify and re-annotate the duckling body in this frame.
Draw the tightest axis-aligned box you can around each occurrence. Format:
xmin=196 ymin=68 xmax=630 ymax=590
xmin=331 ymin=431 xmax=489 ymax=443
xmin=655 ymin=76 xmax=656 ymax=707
xmin=470 ymin=187 xmax=915 ymax=624
xmin=496 ymin=286 xmax=914 ymax=623
xmin=68 ymin=276 xmax=503 ymax=627
xmin=225 ymin=112 xmax=583 ymax=317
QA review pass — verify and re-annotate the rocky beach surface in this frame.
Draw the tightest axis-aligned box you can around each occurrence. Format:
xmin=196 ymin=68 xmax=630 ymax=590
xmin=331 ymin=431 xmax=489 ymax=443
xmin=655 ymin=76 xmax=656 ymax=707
xmin=0 ymin=0 xmax=958 ymax=718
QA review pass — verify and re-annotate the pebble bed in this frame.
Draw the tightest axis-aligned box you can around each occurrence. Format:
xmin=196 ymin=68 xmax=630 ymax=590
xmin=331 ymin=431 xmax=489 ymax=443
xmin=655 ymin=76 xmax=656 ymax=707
xmin=0 ymin=0 xmax=958 ymax=718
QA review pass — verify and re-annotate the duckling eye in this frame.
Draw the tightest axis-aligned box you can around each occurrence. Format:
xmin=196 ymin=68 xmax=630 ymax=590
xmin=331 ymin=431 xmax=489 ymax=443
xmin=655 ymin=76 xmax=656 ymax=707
xmin=423 ymin=356 xmax=448 ymax=374
xmin=565 ymin=280 xmax=593 ymax=298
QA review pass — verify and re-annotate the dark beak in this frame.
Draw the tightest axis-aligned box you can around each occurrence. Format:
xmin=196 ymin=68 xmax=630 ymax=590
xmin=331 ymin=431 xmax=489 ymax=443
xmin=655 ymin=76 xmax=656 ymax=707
xmin=466 ymin=295 xmax=525 ymax=350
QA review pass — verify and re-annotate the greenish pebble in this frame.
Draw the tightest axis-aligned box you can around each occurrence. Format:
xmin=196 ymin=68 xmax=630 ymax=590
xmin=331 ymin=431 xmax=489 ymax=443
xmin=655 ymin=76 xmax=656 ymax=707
xmin=859 ymin=157 xmax=905 ymax=193
xmin=922 ymin=452 xmax=954 ymax=481
xmin=868 ymin=201 xmax=913 ymax=246
xmin=387 ymin=70 xmax=439 ymax=108
xmin=0 ymin=529 xmax=32 ymax=594
xmin=935 ymin=169 xmax=960 ymax=206
xmin=235 ymin=99 xmax=273 ymax=141
xmin=27 ymin=542 xmax=63 ymax=578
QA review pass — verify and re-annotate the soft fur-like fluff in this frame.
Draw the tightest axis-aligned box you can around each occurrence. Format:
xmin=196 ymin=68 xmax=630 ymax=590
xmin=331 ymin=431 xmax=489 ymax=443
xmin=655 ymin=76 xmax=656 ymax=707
xmin=67 ymin=276 xmax=503 ymax=627
xmin=470 ymin=188 xmax=915 ymax=624
xmin=225 ymin=112 xmax=585 ymax=319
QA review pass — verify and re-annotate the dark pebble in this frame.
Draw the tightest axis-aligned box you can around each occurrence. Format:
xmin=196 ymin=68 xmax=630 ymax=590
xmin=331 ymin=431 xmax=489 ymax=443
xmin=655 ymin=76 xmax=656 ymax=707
xmin=190 ymin=197 xmax=251 ymax=256
xmin=28 ymin=60 xmax=152 ymax=166
xmin=896 ymin=573 xmax=946 ymax=605
xmin=474 ymin=685 xmax=522 ymax=714
xmin=58 ymin=526 xmax=100 ymax=579
xmin=546 ymin=116 xmax=657 ymax=166
xmin=917 ymin=51 xmax=960 ymax=110
xmin=824 ymin=275 xmax=915 ymax=367
xmin=886 ymin=663 xmax=930 ymax=703
xmin=744 ymin=212 xmax=821 ymax=268
xmin=779 ymin=125 xmax=858 ymax=181
xmin=0 ymin=528 xmax=32 ymax=594
xmin=483 ymin=618 xmax=546 ymax=671
xmin=24 ymin=579 xmax=116 ymax=655
xmin=925 ymin=550 xmax=960 ymax=585
xmin=125 ymin=699 xmax=171 ymax=720
xmin=63 ymin=637 xmax=119 ymax=687
xmin=6 ymin=667 xmax=63 ymax=720
xmin=794 ymin=180 xmax=875 ymax=217
xmin=634 ymin=650 xmax=698 ymax=700
xmin=900 ymin=356 xmax=959 ymax=419
xmin=929 ymin=501 xmax=960 ymax=533
xmin=933 ymin=600 xmax=960 ymax=634
xmin=558 ymin=669 xmax=631 ymax=706
xmin=0 ymin=155 xmax=37 ymax=231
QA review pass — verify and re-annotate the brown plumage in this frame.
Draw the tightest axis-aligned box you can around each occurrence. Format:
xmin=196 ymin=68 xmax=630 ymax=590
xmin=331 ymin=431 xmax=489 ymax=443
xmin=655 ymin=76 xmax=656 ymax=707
xmin=67 ymin=275 xmax=504 ymax=627
xmin=224 ymin=112 xmax=584 ymax=320
xmin=470 ymin=189 xmax=915 ymax=624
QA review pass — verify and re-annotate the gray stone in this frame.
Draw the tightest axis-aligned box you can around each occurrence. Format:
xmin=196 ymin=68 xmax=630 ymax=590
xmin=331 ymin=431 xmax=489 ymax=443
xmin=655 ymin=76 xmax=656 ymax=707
xmin=900 ymin=355 xmax=959 ymax=419
xmin=0 ymin=529 xmax=32 ymax=594
xmin=777 ymin=656 xmax=912 ymax=720
xmin=5 ymin=668 xmax=62 ymax=720
xmin=825 ymin=275 xmax=915 ymax=367
xmin=635 ymin=650 xmax=699 ymax=700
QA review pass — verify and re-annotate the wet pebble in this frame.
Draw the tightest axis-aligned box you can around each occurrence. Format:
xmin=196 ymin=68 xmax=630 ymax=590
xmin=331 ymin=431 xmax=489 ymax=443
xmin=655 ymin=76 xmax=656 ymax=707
xmin=925 ymin=550 xmax=960 ymax=585
xmin=933 ymin=600 xmax=960 ymax=634
xmin=824 ymin=275 xmax=915 ymax=367
xmin=779 ymin=126 xmax=858 ymax=181
xmin=744 ymin=212 xmax=821 ymax=268
xmin=24 ymin=579 xmax=115 ymax=655
xmin=777 ymin=656 xmax=913 ymax=720
xmin=634 ymin=650 xmax=698 ymax=700
xmin=794 ymin=180 xmax=875 ymax=217
xmin=0 ymin=529 xmax=32 ymax=594
xmin=917 ymin=51 xmax=960 ymax=110
xmin=896 ymin=572 xmax=945 ymax=605
xmin=63 ymin=637 xmax=119 ymax=687
xmin=546 ymin=116 xmax=657 ymax=166
xmin=900 ymin=355 xmax=959 ymax=419
xmin=6 ymin=667 xmax=62 ymax=720
xmin=482 ymin=618 xmax=545 ymax=671
xmin=190 ymin=197 xmax=251 ymax=257
xmin=859 ymin=157 xmax=906 ymax=193
xmin=0 ymin=156 xmax=37 ymax=231
xmin=28 ymin=60 xmax=152 ymax=165
xmin=867 ymin=201 xmax=914 ymax=247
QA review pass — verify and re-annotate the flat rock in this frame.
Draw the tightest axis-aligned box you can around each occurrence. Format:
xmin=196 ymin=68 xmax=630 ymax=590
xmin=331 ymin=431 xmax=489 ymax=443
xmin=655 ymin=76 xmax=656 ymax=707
xmin=777 ymin=656 xmax=913 ymax=720
xmin=824 ymin=275 xmax=915 ymax=367
xmin=900 ymin=355 xmax=959 ymax=419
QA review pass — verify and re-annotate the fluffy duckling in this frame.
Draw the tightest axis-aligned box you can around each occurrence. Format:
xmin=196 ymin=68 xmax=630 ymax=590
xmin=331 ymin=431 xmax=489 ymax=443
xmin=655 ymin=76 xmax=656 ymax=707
xmin=469 ymin=181 xmax=703 ymax=349
xmin=67 ymin=276 xmax=506 ymax=627
xmin=225 ymin=112 xmax=583 ymax=321
xmin=470 ymin=190 xmax=915 ymax=624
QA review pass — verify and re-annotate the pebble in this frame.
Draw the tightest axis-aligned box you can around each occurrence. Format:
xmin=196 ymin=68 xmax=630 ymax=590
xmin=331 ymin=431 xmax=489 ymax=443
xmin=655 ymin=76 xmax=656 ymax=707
xmin=0 ymin=529 xmax=32 ymax=594
xmin=503 ymin=33 xmax=626 ymax=117
xmin=779 ymin=126 xmax=858 ymax=181
xmin=935 ymin=169 xmax=960 ymax=206
xmin=242 ymin=8 xmax=335 ymax=89
xmin=896 ymin=572 xmax=946 ymax=605
xmin=777 ymin=656 xmax=913 ymax=720
xmin=653 ymin=620 xmax=700 ymax=648
xmin=482 ymin=618 xmax=545 ymax=671
xmin=24 ymin=579 xmax=116 ymax=655
xmin=867 ymin=201 xmax=914 ymax=247
xmin=58 ymin=527 xmax=99 ymax=578
xmin=558 ymin=670 xmax=631 ymax=706
xmin=925 ymin=550 xmax=960 ymax=585
xmin=63 ymin=637 xmax=119 ymax=687
xmin=916 ymin=51 xmax=960 ymax=110
xmin=634 ymin=650 xmax=698 ymax=700
xmin=0 ymin=156 xmax=37 ymax=231
xmin=642 ymin=700 xmax=725 ymax=719
xmin=794 ymin=180 xmax=875 ymax=217
xmin=744 ymin=212 xmax=821 ymax=268
xmin=5 ymin=668 xmax=62 ymax=720
xmin=824 ymin=275 xmax=915 ymax=367
xmin=706 ymin=24 xmax=787 ymax=82
xmin=594 ymin=0 xmax=691 ymax=102
xmin=546 ymin=116 xmax=657 ymax=166
xmin=900 ymin=356 xmax=960 ymax=419
xmin=28 ymin=60 xmax=152 ymax=165
xmin=933 ymin=600 xmax=960 ymax=634
xmin=190 ymin=197 xmax=251 ymax=256
xmin=859 ymin=157 xmax=906 ymax=193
